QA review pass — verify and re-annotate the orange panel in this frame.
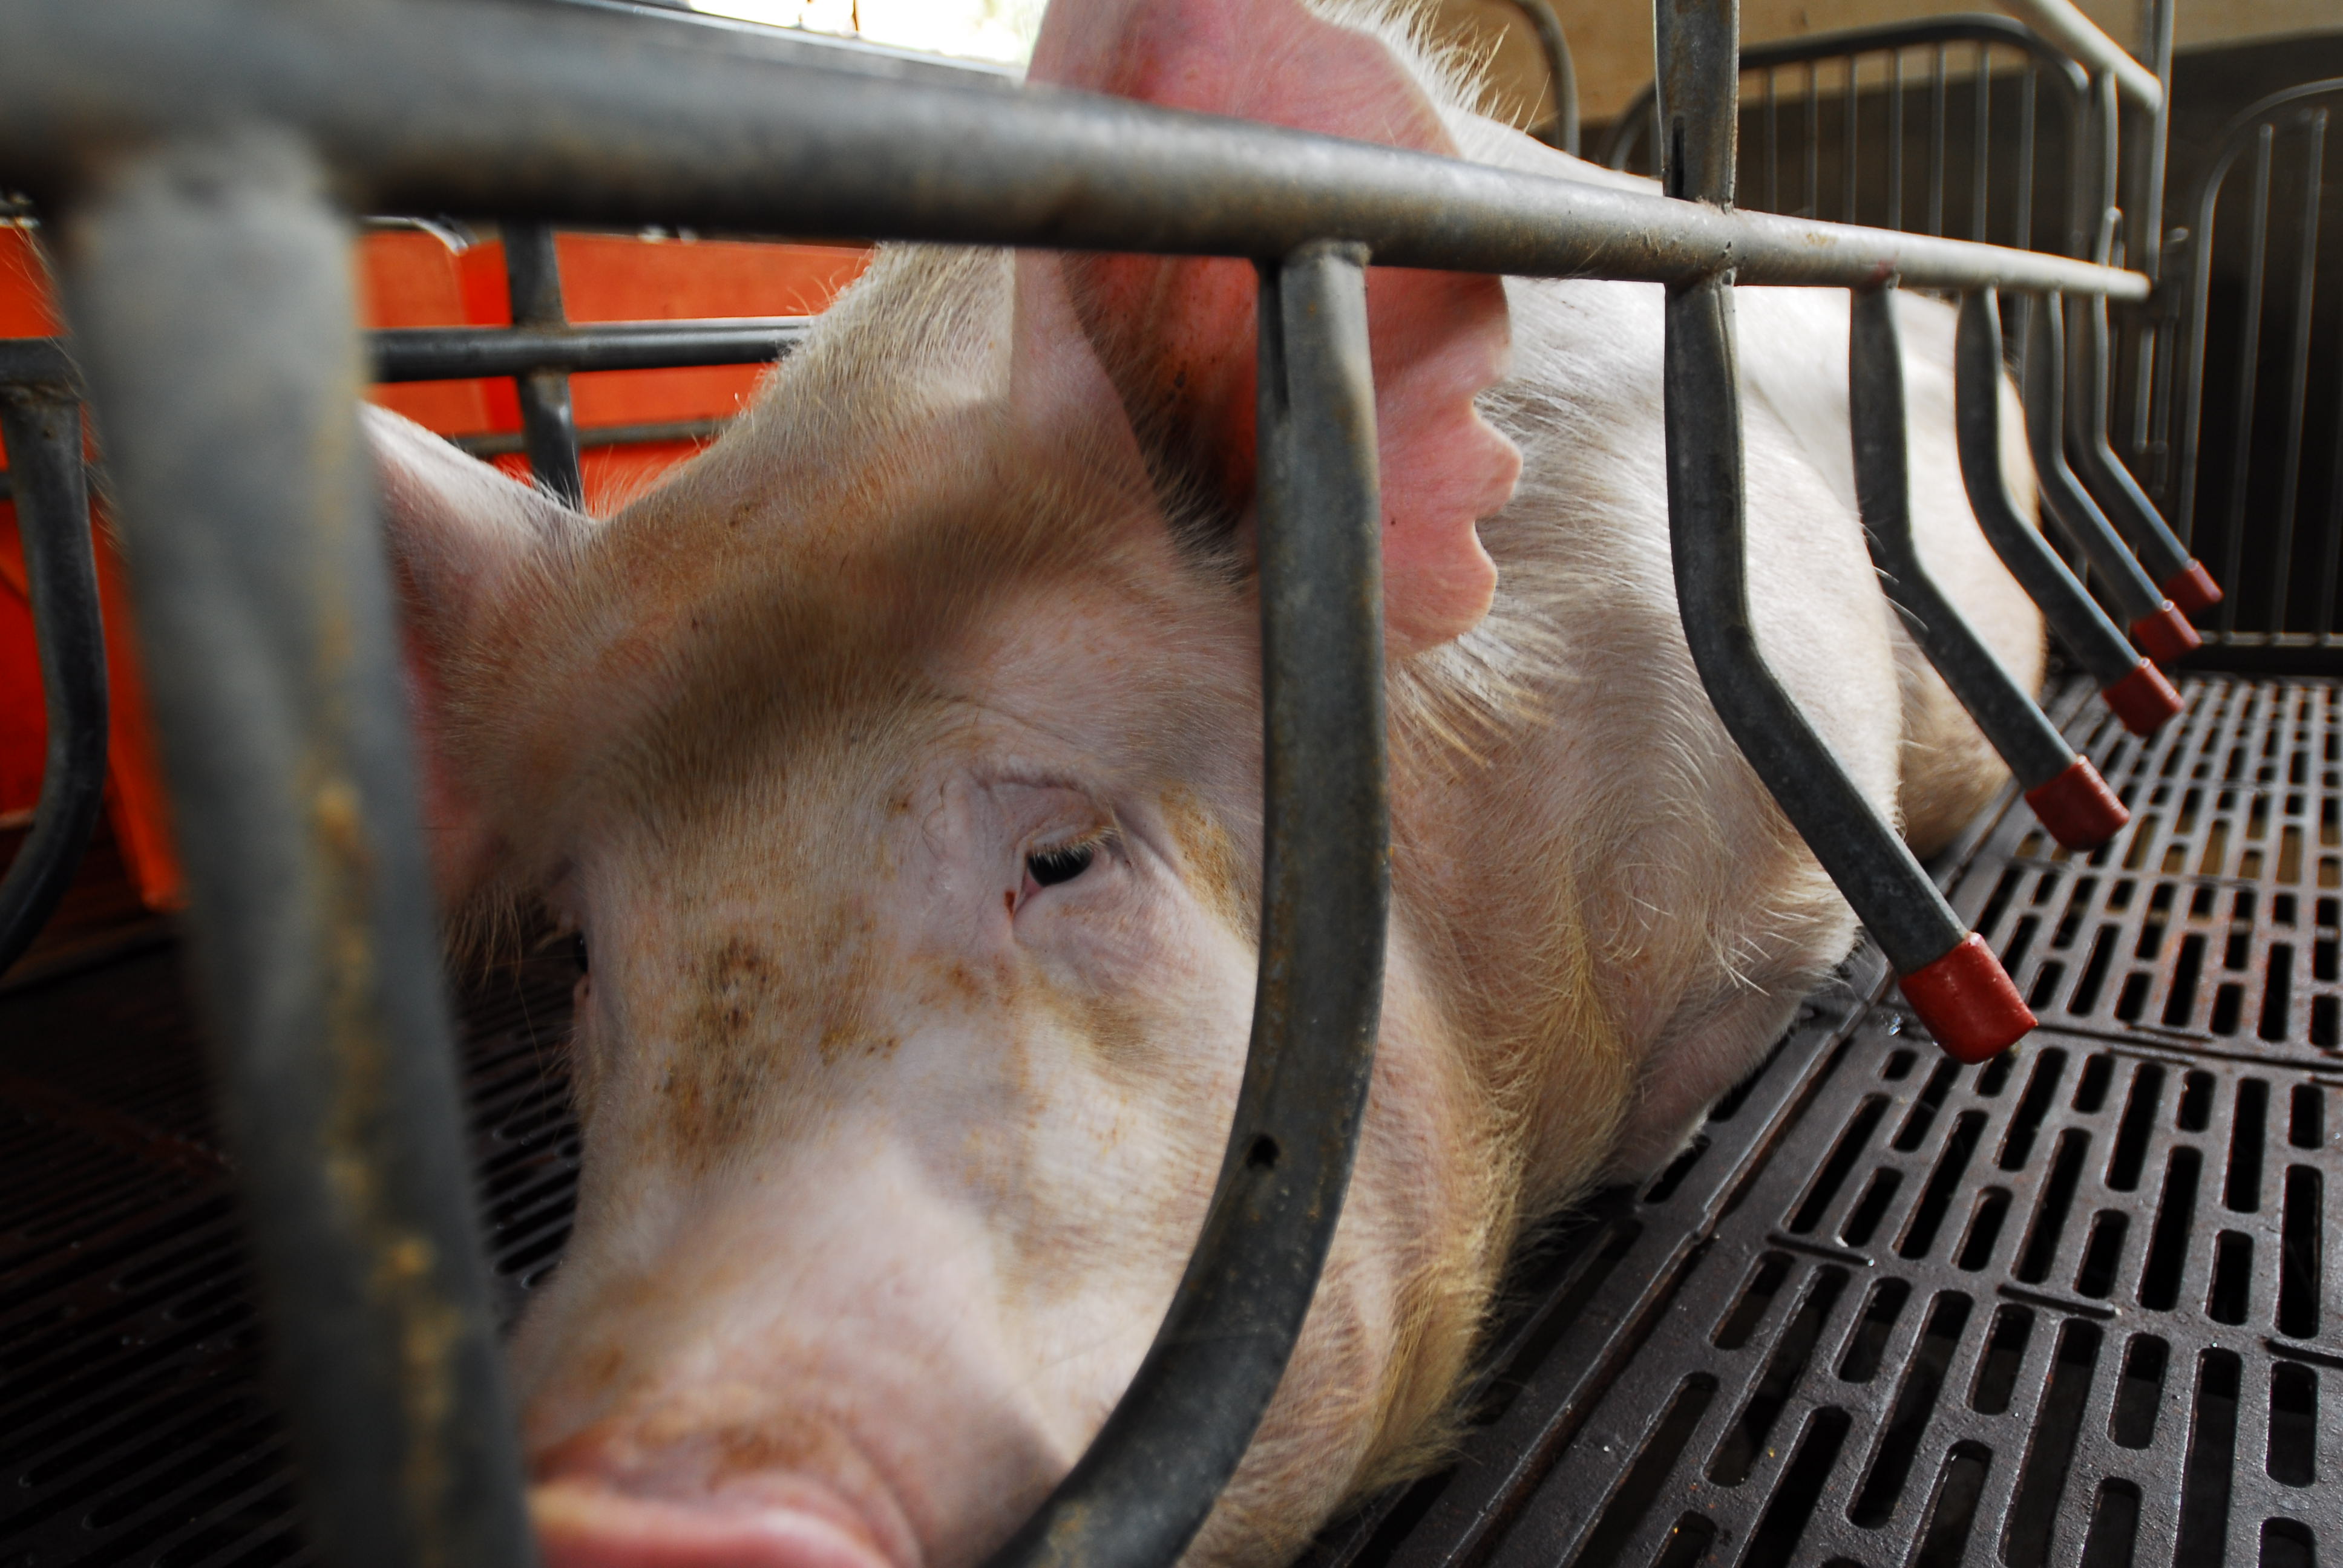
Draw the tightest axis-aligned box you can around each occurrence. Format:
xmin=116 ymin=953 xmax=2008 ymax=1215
xmin=4 ymin=226 xmax=867 ymax=913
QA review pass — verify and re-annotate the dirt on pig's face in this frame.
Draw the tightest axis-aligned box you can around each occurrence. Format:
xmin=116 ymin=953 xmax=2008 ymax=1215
xmin=422 ymin=410 xmax=1495 ymax=1568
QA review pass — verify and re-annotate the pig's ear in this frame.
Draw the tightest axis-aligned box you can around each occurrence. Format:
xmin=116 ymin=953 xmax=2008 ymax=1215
xmin=363 ymin=404 xmax=585 ymax=900
xmin=1025 ymin=0 xmax=1520 ymax=653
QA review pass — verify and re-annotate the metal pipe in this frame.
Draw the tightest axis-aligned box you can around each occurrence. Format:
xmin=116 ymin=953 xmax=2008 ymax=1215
xmin=1852 ymin=286 xmax=2123 ymax=851
xmin=11 ymin=318 xmax=812 ymax=388
xmin=0 ymin=386 xmax=109 ymax=975
xmin=373 ymin=318 xmax=808 ymax=381
xmin=1993 ymin=0 xmax=2161 ymax=111
xmin=1656 ymin=0 xmax=2029 ymax=1062
xmin=0 ymin=0 xmax=2149 ymax=300
xmin=1955 ymin=291 xmax=2178 ymax=736
xmin=2019 ymin=292 xmax=2197 ymax=662
xmin=54 ymin=129 xmax=538 ymax=1568
xmin=981 ymin=240 xmax=1390 ymax=1568
xmin=1504 ymin=0 xmax=1579 ymax=157
xmin=2063 ymin=76 xmax=2218 ymax=613
xmin=503 ymin=224 xmax=585 ymax=508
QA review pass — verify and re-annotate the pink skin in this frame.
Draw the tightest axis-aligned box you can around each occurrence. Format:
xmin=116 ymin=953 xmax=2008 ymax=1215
xmin=505 ymin=581 xmax=1303 ymax=1567
xmin=369 ymin=0 xmax=2039 ymax=1552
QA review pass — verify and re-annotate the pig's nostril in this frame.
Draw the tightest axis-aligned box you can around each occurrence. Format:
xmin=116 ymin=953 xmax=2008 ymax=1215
xmin=1247 ymin=1134 xmax=1280 ymax=1169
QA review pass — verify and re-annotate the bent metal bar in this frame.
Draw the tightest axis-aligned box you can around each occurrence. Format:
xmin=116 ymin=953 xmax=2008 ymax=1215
xmin=0 ymin=1 xmax=2168 ymax=1567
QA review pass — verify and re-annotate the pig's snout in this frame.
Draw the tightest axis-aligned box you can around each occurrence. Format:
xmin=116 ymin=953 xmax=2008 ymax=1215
xmin=531 ymin=1480 xmax=900 ymax=1568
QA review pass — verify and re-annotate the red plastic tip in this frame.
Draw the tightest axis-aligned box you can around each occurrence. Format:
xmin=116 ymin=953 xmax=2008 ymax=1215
xmin=2163 ymin=560 xmax=2223 ymax=617
xmin=2024 ymin=756 xmax=2130 ymax=851
xmin=1899 ymin=933 xmax=2035 ymax=1062
xmin=2130 ymin=601 xmax=2203 ymax=666
xmin=2102 ymin=659 xmax=2183 ymax=736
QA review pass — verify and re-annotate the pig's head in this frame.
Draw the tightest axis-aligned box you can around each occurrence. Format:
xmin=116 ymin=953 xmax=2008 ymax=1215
xmin=373 ymin=2 xmax=1529 ymax=1564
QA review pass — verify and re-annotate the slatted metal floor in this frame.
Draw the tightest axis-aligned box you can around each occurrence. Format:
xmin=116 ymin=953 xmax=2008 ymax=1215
xmin=3 ymin=675 xmax=2335 ymax=1568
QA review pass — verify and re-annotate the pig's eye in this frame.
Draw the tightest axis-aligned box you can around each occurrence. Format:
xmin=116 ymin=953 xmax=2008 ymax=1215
xmin=1025 ymin=841 xmax=1096 ymax=889
xmin=569 ymin=932 xmax=589 ymax=975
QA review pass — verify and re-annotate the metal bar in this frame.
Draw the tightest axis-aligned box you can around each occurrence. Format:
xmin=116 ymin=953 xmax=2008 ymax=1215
xmin=1993 ymin=0 xmax=2161 ymax=110
xmin=1970 ymin=41 xmax=1990 ymax=243
xmin=502 ymin=223 xmax=584 ymax=508
xmin=1656 ymin=0 xmax=2029 ymax=1061
xmin=373 ymin=318 xmax=808 ymax=381
xmin=1926 ymin=42 xmax=1945 ymax=237
xmin=981 ymin=240 xmax=1389 ymax=1568
xmin=1504 ymin=0 xmax=1579 ymax=157
xmin=0 ymin=0 xmax=2150 ymax=300
xmin=2060 ymin=70 xmax=2215 ymax=610
xmin=2071 ymin=297 xmax=2207 ymax=590
xmin=2218 ymin=126 xmax=2278 ymax=636
xmin=1852 ymin=286 xmax=2123 ymax=851
xmin=0 ymin=387 xmax=108 ymax=975
xmin=1888 ymin=49 xmax=1905 ymax=231
xmin=2017 ymin=61 xmax=2040 ymax=255
xmin=2020 ymin=293 xmax=2197 ymax=661
xmin=2267 ymin=109 xmax=2327 ymax=633
xmin=1763 ymin=67 xmax=1778 ymax=214
xmin=1955 ymin=290 xmax=2178 ymax=734
xmin=53 ymin=130 xmax=537 ymax=1568
xmin=9 ymin=319 xmax=812 ymax=388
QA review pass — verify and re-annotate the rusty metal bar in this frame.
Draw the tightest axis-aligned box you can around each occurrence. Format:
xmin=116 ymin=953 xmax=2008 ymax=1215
xmin=0 ymin=385 xmax=108 ymax=975
xmin=981 ymin=239 xmax=1389 ymax=1568
xmin=0 ymin=0 xmax=2148 ymax=300
xmin=52 ymin=130 xmax=538 ymax=1568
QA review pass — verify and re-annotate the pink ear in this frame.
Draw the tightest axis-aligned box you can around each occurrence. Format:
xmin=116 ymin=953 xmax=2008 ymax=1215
xmin=364 ymin=404 xmax=585 ymax=899
xmin=1028 ymin=0 xmax=1520 ymax=652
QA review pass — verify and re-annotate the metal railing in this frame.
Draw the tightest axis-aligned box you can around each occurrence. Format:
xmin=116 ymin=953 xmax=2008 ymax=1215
xmin=0 ymin=0 xmax=2208 ymax=1563
xmin=2167 ymin=79 xmax=2343 ymax=652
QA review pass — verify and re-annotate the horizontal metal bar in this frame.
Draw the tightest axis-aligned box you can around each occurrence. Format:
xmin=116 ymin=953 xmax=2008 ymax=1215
xmin=0 ymin=0 xmax=2148 ymax=300
xmin=5 ymin=319 xmax=810 ymax=390
xmin=373 ymin=318 xmax=808 ymax=381
xmin=453 ymin=416 xmax=727 ymax=459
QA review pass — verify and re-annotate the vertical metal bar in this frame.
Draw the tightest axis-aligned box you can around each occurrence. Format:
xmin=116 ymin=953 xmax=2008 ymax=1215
xmin=1955 ymin=291 xmax=2178 ymax=735
xmin=1970 ymin=42 xmax=1991 ymax=244
xmin=1804 ymin=60 xmax=1821 ymax=220
xmin=982 ymin=238 xmax=1389 ymax=1568
xmin=1927 ymin=43 xmax=1946 ymax=237
xmin=2218 ymin=125 xmax=2276 ymax=635
xmin=1842 ymin=52 xmax=1861 ymax=224
xmin=1888 ymin=48 xmax=1906 ymax=232
xmin=54 ymin=131 xmax=539 ymax=1568
xmin=2022 ymin=293 xmax=2197 ymax=661
xmin=2123 ymin=0 xmax=2175 ymax=463
xmin=1659 ymin=0 xmax=2029 ymax=1061
xmin=1505 ymin=0 xmax=1580 ymax=157
xmin=2266 ymin=109 xmax=2326 ymax=633
xmin=1853 ymin=286 xmax=2124 ymax=849
xmin=2064 ymin=69 xmax=2217 ymax=612
xmin=0 ymin=387 xmax=108 ymax=975
xmin=2072 ymin=294 xmax=2212 ymax=596
xmin=2017 ymin=62 xmax=2039 ymax=255
xmin=503 ymin=223 xmax=585 ymax=509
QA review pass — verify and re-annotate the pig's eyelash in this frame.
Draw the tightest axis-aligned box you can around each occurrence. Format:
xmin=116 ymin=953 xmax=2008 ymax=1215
xmin=1023 ymin=827 xmax=1118 ymax=890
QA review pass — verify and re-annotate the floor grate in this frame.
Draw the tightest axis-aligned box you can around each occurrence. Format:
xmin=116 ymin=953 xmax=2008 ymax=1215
xmin=1314 ymin=676 xmax=2343 ymax=1568
xmin=4 ymin=677 xmax=2336 ymax=1568
xmin=0 ymin=951 xmax=578 ymax=1568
